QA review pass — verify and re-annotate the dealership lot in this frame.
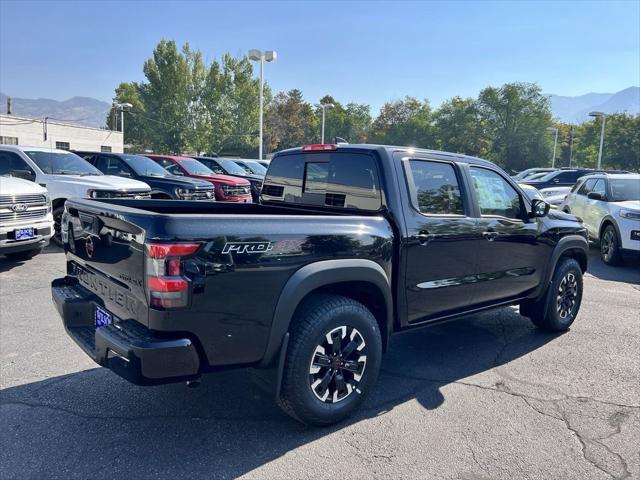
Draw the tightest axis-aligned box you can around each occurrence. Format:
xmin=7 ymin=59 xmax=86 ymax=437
xmin=0 ymin=246 xmax=638 ymax=480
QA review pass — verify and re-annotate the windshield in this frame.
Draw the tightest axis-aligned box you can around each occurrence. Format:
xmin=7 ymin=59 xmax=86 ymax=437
xmin=218 ymin=159 xmax=249 ymax=176
xmin=242 ymin=160 xmax=267 ymax=175
xmin=25 ymin=151 xmax=102 ymax=175
xmin=122 ymin=155 xmax=170 ymax=177
xmin=609 ymin=179 xmax=640 ymax=202
xmin=528 ymin=172 xmax=553 ymax=181
xmin=178 ymin=159 xmax=214 ymax=175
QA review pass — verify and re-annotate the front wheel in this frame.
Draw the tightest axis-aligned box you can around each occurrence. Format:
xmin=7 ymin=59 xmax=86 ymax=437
xmin=600 ymin=224 xmax=621 ymax=265
xmin=522 ymin=257 xmax=583 ymax=332
xmin=278 ymin=294 xmax=382 ymax=426
xmin=52 ymin=206 xmax=64 ymax=246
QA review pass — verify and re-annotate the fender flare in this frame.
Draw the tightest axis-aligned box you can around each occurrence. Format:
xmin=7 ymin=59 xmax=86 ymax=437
xmin=526 ymin=234 xmax=588 ymax=314
xmin=598 ymin=216 xmax=621 ymax=242
xmin=260 ymin=259 xmax=393 ymax=367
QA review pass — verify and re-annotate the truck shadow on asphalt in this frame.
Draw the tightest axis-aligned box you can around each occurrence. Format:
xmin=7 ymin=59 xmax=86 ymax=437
xmin=1 ymin=308 xmax=562 ymax=478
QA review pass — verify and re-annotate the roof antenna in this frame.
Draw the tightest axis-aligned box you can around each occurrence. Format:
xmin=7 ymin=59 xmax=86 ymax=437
xmin=334 ymin=137 xmax=348 ymax=144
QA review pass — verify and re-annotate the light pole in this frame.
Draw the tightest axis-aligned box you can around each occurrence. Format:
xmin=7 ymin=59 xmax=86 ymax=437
xmin=248 ymin=49 xmax=277 ymax=160
xmin=115 ymin=102 xmax=133 ymax=140
xmin=546 ymin=127 xmax=559 ymax=168
xmin=589 ymin=111 xmax=607 ymax=169
xmin=316 ymin=103 xmax=334 ymax=143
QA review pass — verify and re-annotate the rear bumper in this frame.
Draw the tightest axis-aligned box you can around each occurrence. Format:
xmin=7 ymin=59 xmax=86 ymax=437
xmin=52 ymin=276 xmax=200 ymax=385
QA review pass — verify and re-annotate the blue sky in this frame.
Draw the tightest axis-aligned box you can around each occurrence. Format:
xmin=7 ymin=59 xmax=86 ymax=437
xmin=1 ymin=0 xmax=638 ymax=114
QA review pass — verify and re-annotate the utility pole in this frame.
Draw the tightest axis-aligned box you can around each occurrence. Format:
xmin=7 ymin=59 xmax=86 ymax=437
xmin=568 ymin=126 xmax=574 ymax=168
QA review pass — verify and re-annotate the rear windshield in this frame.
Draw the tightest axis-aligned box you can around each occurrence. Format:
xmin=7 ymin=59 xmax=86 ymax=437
xmin=262 ymin=152 xmax=382 ymax=211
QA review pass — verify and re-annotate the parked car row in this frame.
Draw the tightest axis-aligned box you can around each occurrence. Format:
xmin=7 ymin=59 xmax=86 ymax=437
xmin=0 ymin=145 xmax=266 ymax=258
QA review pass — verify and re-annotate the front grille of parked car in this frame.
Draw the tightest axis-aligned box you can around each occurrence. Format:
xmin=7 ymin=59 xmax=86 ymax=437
xmin=222 ymin=185 xmax=251 ymax=197
xmin=261 ymin=184 xmax=284 ymax=197
xmin=186 ymin=189 xmax=215 ymax=200
xmin=0 ymin=193 xmax=48 ymax=224
xmin=113 ymin=191 xmax=152 ymax=199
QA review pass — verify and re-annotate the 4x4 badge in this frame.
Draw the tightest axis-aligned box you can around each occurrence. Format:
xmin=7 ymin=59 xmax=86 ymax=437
xmin=222 ymin=241 xmax=273 ymax=254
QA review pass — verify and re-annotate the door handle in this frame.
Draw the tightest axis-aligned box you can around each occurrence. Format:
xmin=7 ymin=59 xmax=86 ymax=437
xmin=482 ymin=231 xmax=499 ymax=241
xmin=416 ymin=231 xmax=436 ymax=245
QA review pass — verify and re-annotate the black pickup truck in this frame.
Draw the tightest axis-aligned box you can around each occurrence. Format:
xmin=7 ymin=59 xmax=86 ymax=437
xmin=52 ymin=144 xmax=589 ymax=425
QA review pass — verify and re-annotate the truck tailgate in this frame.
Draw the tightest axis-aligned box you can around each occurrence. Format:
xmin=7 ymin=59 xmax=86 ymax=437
xmin=63 ymin=200 xmax=149 ymax=324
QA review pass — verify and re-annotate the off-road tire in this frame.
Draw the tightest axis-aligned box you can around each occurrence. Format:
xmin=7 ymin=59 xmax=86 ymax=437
xmin=277 ymin=294 xmax=382 ymax=426
xmin=522 ymin=257 xmax=583 ymax=332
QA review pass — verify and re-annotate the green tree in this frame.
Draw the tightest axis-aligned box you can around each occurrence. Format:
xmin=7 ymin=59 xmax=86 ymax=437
xmin=477 ymin=82 xmax=553 ymax=172
xmin=573 ymin=113 xmax=640 ymax=171
xmin=106 ymin=82 xmax=148 ymax=150
xmin=432 ymin=96 xmax=487 ymax=156
xmin=204 ymin=54 xmax=265 ymax=156
xmin=138 ymin=40 xmax=192 ymax=153
xmin=369 ymin=97 xmax=432 ymax=147
xmin=265 ymin=89 xmax=317 ymax=151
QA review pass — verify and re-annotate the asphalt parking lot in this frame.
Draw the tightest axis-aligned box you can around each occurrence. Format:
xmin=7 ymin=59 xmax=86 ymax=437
xmin=1 ymin=245 xmax=638 ymax=480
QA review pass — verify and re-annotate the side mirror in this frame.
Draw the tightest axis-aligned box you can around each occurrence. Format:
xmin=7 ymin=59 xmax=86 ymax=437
xmin=530 ymin=199 xmax=550 ymax=218
xmin=12 ymin=169 xmax=35 ymax=181
xmin=587 ymin=192 xmax=604 ymax=201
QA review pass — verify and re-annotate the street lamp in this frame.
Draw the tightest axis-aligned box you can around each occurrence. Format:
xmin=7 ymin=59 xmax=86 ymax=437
xmin=114 ymin=102 xmax=133 ymax=137
xmin=248 ymin=49 xmax=277 ymax=160
xmin=316 ymin=103 xmax=334 ymax=144
xmin=589 ymin=111 xmax=607 ymax=169
xmin=546 ymin=127 xmax=559 ymax=168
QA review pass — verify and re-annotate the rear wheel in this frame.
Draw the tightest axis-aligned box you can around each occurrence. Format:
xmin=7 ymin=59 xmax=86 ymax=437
xmin=600 ymin=224 xmax=621 ymax=265
xmin=521 ymin=257 xmax=583 ymax=332
xmin=278 ymin=294 xmax=382 ymax=426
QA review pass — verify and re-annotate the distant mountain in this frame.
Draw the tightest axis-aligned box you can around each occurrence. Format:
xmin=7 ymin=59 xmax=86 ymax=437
xmin=549 ymin=87 xmax=639 ymax=123
xmin=0 ymin=93 xmax=110 ymax=128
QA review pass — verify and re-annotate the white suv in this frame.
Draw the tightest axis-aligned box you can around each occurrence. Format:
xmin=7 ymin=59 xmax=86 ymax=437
xmin=0 ymin=146 xmax=151 ymax=244
xmin=562 ymin=173 xmax=640 ymax=265
xmin=0 ymin=175 xmax=54 ymax=260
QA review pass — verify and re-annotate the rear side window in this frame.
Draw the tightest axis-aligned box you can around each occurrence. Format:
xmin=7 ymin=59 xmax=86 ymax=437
xmin=262 ymin=152 xmax=382 ymax=211
xmin=408 ymin=160 xmax=464 ymax=215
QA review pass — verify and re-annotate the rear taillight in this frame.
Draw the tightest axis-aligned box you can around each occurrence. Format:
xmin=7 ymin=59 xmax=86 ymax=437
xmin=301 ymin=144 xmax=337 ymax=151
xmin=145 ymin=243 xmax=200 ymax=309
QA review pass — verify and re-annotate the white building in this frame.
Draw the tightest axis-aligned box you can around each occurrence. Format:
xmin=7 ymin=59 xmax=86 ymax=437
xmin=0 ymin=114 xmax=123 ymax=153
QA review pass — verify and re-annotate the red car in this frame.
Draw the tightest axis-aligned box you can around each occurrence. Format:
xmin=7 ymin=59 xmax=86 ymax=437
xmin=145 ymin=155 xmax=252 ymax=203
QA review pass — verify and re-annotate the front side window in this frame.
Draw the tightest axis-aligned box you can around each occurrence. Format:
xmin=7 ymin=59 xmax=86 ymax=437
xmin=408 ymin=160 xmax=464 ymax=215
xmin=577 ymin=178 xmax=597 ymax=196
xmin=25 ymin=150 xmax=101 ymax=175
xmin=470 ymin=167 xmax=524 ymax=220
xmin=592 ymin=179 xmax=606 ymax=197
